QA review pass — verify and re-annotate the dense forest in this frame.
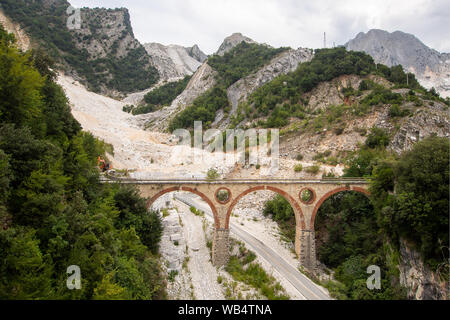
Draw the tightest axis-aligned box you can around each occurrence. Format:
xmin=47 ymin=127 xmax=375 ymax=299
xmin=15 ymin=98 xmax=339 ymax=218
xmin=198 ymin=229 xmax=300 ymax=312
xmin=0 ymin=0 xmax=159 ymax=93
xmin=0 ymin=26 xmax=166 ymax=299
xmin=168 ymin=42 xmax=287 ymax=131
xmin=263 ymin=129 xmax=449 ymax=299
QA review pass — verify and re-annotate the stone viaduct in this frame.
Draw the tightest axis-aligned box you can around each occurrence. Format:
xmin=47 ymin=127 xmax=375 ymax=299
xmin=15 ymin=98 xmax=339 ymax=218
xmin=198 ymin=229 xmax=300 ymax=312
xmin=111 ymin=178 xmax=370 ymax=271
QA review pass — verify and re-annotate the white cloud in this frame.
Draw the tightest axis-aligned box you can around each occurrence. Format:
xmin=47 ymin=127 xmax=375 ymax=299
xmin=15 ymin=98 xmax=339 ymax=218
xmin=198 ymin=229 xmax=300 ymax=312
xmin=69 ymin=0 xmax=450 ymax=54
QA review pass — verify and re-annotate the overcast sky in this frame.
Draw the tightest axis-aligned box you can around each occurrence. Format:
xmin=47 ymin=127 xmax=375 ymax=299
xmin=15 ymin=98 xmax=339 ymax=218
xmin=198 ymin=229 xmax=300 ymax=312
xmin=69 ymin=0 xmax=450 ymax=54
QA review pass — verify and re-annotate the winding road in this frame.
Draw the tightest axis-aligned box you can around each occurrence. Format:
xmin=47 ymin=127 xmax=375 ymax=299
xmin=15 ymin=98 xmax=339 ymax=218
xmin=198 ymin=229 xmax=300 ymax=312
xmin=174 ymin=193 xmax=331 ymax=300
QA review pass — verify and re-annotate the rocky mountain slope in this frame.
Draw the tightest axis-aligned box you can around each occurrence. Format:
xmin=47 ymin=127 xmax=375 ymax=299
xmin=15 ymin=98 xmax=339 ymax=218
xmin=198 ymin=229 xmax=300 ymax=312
xmin=216 ymin=32 xmax=256 ymax=56
xmin=0 ymin=9 xmax=30 ymax=51
xmin=144 ymin=43 xmax=207 ymax=81
xmin=345 ymin=29 xmax=450 ymax=98
xmin=0 ymin=0 xmax=159 ymax=95
xmin=135 ymin=62 xmax=218 ymax=131
xmin=0 ymin=0 xmax=209 ymax=97
xmin=138 ymin=33 xmax=314 ymax=131
xmin=214 ymin=47 xmax=314 ymax=129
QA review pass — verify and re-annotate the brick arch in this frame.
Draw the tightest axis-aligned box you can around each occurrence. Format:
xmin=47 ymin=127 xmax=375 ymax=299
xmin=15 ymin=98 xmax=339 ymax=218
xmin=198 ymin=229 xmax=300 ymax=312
xmin=146 ymin=186 xmax=220 ymax=228
xmin=225 ymin=186 xmax=306 ymax=230
xmin=310 ymin=186 xmax=370 ymax=228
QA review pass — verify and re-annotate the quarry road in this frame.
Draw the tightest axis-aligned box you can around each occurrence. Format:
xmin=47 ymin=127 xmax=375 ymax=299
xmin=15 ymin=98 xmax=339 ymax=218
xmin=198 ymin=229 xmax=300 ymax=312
xmin=174 ymin=193 xmax=331 ymax=300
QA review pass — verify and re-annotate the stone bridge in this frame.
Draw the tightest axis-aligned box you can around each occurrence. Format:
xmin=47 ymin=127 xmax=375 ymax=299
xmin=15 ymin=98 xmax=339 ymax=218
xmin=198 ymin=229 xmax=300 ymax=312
xmin=108 ymin=178 xmax=370 ymax=271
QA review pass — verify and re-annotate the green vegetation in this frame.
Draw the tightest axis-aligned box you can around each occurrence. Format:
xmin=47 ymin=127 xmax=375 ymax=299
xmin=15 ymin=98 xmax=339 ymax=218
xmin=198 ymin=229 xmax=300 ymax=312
xmin=169 ymin=42 xmax=288 ymax=130
xmin=315 ymin=191 xmax=405 ymax=299
xmin=370 ymin=136 xmax=449 ymax=270
xmin=305 ymin=165 xmax=320 ymax=174
xmin=0 ymin=27 xmax=166 ymax=299
xmin=245 ymin=48 xmax=378 ymax=123
xmin=206 ymin=168 xmax=220 ymax=180
xmin=360 ymin=86 xmax=403 ymax=106
xmin=263 ymin=195 xmax=296 ymax=243
xmin=168 ymin=86 xmax=229 ymax=131
xmin=294 ymin=163 xmax=303 ymax=172
xmin=1 ymin=0 xmax=159 ymax=93
xmin=189 ymin=206 xmax=204 ymax=217
xmin=263 ymin=125 xmax=448 ymax=299
xmin=208 ymin=42 xmax=288 ymax=87
xmin=225 ymin=243 xmax=289 ymax=300
xmin=144 ymin=76 xmax=191 ymax=106
xmin=364 ymin=127 xmax=390 ymax=149
xmin=238 ymin=47 xmax=443 ymax=128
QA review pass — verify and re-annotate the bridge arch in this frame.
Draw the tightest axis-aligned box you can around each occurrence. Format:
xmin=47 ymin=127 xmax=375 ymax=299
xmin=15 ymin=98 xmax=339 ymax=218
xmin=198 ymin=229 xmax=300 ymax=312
xmin=225 ymin=185 xmax=306 ymax=230
xmin=146 ymin=186 xmax=220 ymax=229
xmin=310 ymin=186 xmax=370 ymax=229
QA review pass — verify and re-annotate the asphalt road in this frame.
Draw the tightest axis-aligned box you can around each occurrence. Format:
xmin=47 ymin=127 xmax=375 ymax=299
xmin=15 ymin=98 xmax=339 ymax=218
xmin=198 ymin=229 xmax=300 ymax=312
xmin=174 ymin=193 xmax=331 ymax=300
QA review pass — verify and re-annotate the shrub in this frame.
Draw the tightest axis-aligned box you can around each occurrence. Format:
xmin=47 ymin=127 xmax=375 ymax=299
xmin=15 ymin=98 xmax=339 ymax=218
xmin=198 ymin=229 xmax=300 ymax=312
xmin=388 ymin=104 xmax=409 ymax=118
xmin=122 ymin=105 xmax=134 ymax=113
xmin=365 ymin=127 xmax=390 ymax=148
xmin=296 ymin=153 xmax=304 ymax=161
xmin=334 ymin=126 xmax=344 ymax=135
xmin=306 ymin=165 xmax=320 ymax=174
xmin=206 ymin=168 xmax=220 ymax=180
xmin=294 ymin=164 xmax=303 ymax=172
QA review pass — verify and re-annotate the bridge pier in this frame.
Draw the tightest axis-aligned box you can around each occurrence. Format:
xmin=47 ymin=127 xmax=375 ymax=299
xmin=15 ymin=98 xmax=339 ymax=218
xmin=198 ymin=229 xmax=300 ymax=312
xmin=298 ymin=229 xmax=317 ymax=272
xmin=212 ymin=228 xmax=230 ymax=267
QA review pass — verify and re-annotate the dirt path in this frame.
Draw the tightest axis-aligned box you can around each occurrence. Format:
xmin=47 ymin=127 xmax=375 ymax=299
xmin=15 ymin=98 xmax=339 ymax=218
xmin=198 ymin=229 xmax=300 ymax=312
xmin=176 ymin=200 xmax=225 ymax=300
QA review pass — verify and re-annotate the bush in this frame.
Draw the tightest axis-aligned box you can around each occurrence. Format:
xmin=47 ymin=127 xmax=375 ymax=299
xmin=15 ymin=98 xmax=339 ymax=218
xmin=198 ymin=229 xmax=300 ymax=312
xmin=294 ymin=163 xmax=303 ymax=172
xmin=296 ymin=153 xmax=304 ymax=161
xmin=206 ymin=168 xmax=220 ymax=180
xmin=123 ymin=105 xmax=134 ymax=113
xmin=131 ymin=104 xmax=158 ymax=115
xmin=306 ymin=165 xmax=320 ymax=174
xmin=365 ymin=127 xmax=390 ymax=149
xmin=388 ymin=104 xmax=409 ymax=118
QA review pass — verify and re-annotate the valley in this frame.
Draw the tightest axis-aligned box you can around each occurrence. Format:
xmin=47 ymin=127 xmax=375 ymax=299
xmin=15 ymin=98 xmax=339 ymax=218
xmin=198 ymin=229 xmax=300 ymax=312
xmin=0 ymin=0 xmax=448 ymax=301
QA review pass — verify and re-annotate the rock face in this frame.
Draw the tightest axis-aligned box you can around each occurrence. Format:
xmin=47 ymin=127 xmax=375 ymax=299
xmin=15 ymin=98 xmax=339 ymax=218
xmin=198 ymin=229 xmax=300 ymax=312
xmin=144 ymin=43 xmax=207 ymax=81
xmin=390 ymin=102 xmax=450 ymax=153
xmin=0 ymin=9 xmax=31 ymax=51
xmin=74 ymin=8 xmax=140 ymax=61
xmin=398 ymin=238 xmax=448 ymax=300
xmin=345 ymin=29 xmax=450 ymax=98
xmin=305 ymin=74 xmax=392 ymax=111
xmin=187 ymin=44 xmax=208 ymax=63
xmin=216 ymin=32 xmax=256 ymax=56
xmin=215 ymin=47 xmax=314 ymax=128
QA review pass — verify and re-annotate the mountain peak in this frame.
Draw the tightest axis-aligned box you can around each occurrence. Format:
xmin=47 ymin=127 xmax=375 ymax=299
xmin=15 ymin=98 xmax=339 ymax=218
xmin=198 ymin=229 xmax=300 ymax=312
xmin=216 ymin=32 xmax=256 ymax=56
xmin=345 ymin=29 xmax=449 ymax=98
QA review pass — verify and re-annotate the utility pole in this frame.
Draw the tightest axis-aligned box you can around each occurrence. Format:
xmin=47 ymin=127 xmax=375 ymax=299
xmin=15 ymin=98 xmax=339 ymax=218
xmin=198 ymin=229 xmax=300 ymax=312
xmin=324 ymin=32 xmax=326 ymax=48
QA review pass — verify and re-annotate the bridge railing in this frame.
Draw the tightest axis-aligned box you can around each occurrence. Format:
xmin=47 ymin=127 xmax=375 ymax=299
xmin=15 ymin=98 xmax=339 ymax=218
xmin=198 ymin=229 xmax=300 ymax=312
xmin=101 ymin=176 xmax=370 ymax=184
